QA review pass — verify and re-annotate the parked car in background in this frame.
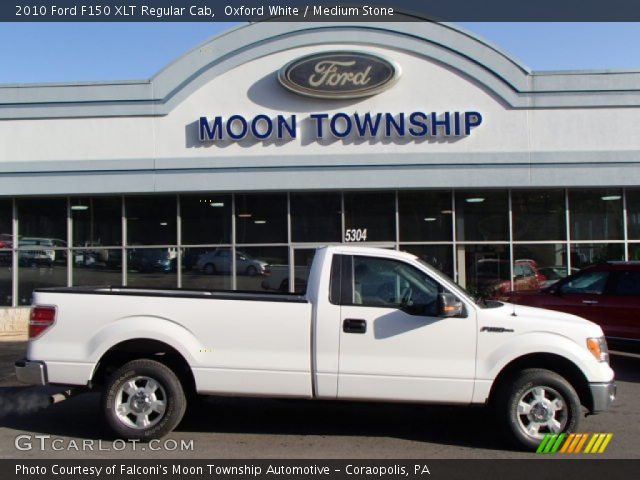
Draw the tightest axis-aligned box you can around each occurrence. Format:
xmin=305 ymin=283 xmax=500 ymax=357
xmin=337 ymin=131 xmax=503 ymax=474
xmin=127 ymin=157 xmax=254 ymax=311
xmin=18 ymin=237 xmax=67 ymax=267
xmin=472 ymin=259 xmax=544 ymax=298
xmin=261 ymin=265 xmax=310 ymax=293
xmin=538 ymin=266 xmax=580 ymax=288
xmin=195 ymin=249 xmax=269 ymax=276
xmin=502 ymin=262 xmax=640 ymax=349
xmin=128 ymin=248 xmax=176 ymax=273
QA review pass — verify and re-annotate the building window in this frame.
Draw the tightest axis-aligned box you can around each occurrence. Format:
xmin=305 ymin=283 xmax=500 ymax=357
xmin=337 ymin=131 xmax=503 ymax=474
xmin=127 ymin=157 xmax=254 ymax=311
xmin=626 ymin=189 xmax=640 ymax=240
xmin=513 ymin=244 xmax=568 ymax=291
xmin=73 ymin=249 xmax=123 ymax=287
xmin=569 ymin=189 xmax=623 ymax=240
xmin=17 ymin=197 xmax=67 ymax=241
xmin=235 ymin=246 xmax=288 ymax=292
xmin=180 ymin=194 xmax=231 ymax=245
xmin=290 ymin=193 xmax=342 ymax=243
xmin=570 ymin=243 xmax=625 ymax=269
xmin=126 ymin=247 xmax=178 ymax=288
xmin=456 ymin=244 xmax=511 ymax=298
xmin=0 ymin=200 xmax=11 ymax=306
xmin=401 ymin=244 xmax=454 ymax=278
xmin=512 ymin=189 xmax=566 ymax=241
xmin=235 ymin=194 xmax=287 ymax=244
xmin=72 ymin=197 xmax=122 ymax=247
xmin=399 ymin=191 xmax=452 ymax=242
xmin=293 ymin=249 xmax=316 ymax=294
xmin=126 ymin=196 xmax=177 ymax=246
xmin=182 ymin=247 xmax=232 ymax=291
xmin=344 ymin=191 xmax=395 ymax=242
xmin=455 ymin=190 xmax=508 ymax=241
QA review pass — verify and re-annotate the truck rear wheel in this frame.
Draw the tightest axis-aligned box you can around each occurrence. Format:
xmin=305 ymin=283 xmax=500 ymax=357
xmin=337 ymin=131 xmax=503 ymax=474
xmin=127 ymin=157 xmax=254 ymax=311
xmin=102 ymin=359 xmax=187 ymax=441
xmin=496 ymin=368 xmax=581 ymax=450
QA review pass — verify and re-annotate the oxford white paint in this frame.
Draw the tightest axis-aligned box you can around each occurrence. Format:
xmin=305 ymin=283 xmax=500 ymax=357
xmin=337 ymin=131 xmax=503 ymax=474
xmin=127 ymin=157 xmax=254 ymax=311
xmin=26 ymin=247 xmax=613 ymax=407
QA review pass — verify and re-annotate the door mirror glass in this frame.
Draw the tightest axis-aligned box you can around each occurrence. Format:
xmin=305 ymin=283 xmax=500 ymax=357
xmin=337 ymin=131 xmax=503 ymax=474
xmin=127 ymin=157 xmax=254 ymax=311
xmin=438 ymin=292 xmax=463 ymax=317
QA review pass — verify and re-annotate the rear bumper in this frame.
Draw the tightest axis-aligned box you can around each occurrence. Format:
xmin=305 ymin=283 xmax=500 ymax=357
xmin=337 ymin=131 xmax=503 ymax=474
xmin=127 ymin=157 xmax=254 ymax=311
xmin=14 ymin=359 xmax=47 ymax=386
xmin=589 ymin=380 xmax=616 ymax=413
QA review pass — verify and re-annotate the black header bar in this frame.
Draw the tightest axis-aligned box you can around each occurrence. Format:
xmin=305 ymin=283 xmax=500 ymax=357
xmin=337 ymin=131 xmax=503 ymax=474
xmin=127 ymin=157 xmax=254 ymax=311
xmin=4 ymin=0 xmax=640 ymax=22
xmin=3 ymin=459 xmax=640 ymax=480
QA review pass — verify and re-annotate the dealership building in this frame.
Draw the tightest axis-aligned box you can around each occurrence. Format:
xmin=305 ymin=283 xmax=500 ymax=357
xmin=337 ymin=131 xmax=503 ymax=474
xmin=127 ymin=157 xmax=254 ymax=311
xmin=2 ymin=21 xmax=640 ymax=309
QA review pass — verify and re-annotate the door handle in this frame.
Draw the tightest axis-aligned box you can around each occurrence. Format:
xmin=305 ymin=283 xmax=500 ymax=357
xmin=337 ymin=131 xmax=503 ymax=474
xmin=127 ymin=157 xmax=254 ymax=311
xmin=343 ymin=318 xmax=367 ymax=334
xmin=582 ymin=300 xmax=599 ymax=305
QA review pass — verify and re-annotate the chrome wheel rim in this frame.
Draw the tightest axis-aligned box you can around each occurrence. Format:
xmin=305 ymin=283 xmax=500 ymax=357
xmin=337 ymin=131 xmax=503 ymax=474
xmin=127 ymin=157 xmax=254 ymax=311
xmin=516 ymin=385 xmax=568 ymax=439
xmin=114 ymin=376 xmax=167 ymax=430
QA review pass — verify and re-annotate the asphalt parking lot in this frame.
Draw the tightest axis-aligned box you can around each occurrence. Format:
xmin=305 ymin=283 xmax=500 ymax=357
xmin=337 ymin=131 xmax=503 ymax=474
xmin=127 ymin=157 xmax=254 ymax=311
xmin=0 ymin=336 xmax=638 ymax=459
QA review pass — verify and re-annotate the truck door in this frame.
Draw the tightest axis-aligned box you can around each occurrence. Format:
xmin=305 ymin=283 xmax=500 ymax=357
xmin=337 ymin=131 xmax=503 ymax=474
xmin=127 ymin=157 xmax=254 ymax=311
xmin=336 ymin=254 xmax=476 ymax=403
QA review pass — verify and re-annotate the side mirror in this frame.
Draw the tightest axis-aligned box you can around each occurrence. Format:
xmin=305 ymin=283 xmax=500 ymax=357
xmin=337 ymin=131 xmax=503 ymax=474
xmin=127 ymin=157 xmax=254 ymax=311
xmin=438 ymin=293 xmax=464 ymax=317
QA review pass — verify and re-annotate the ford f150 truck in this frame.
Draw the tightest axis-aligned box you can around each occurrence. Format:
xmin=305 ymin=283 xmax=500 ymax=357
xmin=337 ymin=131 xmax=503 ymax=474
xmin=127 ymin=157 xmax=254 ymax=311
xmin=15 ymin=246 xmax=615 ymax=449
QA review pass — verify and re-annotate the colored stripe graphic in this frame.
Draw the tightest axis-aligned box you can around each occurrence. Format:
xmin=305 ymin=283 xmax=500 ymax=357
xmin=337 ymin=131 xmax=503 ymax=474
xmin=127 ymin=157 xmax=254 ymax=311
xmin=574 ymin=433 xmax=590 ymax=453
xmin=536 ymin=433 xmax=612 ymax=454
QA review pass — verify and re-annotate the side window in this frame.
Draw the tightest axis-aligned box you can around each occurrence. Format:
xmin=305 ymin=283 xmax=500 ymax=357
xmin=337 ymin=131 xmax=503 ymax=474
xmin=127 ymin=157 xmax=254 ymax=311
xmin=612 ymin=271 xmax=640 ymax=296
xmin=352 ymin=256 xmax=441 ymax=314
xmin=560 ymin=271 xmax=609 ymax=294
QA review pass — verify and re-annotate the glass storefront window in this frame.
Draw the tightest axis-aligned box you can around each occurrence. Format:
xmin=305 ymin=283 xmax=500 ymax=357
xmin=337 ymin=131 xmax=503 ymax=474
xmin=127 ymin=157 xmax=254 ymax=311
xmin=17 ymin=197 xmax=67 ymax=242
xmin=456 ymin=244 xmax=511 ymax=299
xmin=455 ymin=190 xmax=508 ymax=241
xmin=512 ymin=189 xmax=565 ymax=241
xmin=235 ymin=194 xmax=287 ymax=244
xmin=401 ymin=244 xmax=454 ymax=278
xmin=399 ymin=191 xmax=452 ymax=242
xmin=182 ymin=247 xmax=232 ymax=291
xmin=72 ymin=197 xmax=121 ymax=247
xmin=72 ymin=248 xmax=123 ymax=286
xmin=126 ymin=247 xmax=178 ymax=288
xmin=18 ymin=263 xmax=67 ymax=305
xmin=0 ymin=200 xmax=11 ymax=306
xmin=126 ymin=196 xmax=177 ymax=246
xmin=235 ymin=247 xmax=288 ymax=292
xmin=291 ymin=193 xmax=342 ymax=243
xmin=0 ymin=199 xmax=11 ymax=247
xmin=570 ymin=243 xmax=624 ymax=269
xmin=513 ymin=244 xmax=568 ymax=291
xmin=569 ymin=189 xmax=623 ymax=240
xmin=626 ymin=189 xmax=640 ymax=239
xmin=180 ymin=195 xmax=231 ymax=245
xmin=344 ymin=191 xmax=395 ymax=243
xmin=0 ymin=264 xmax=10 ymax=306
xmin=293 ymin=249 xmax=316 ymax=294
xmin=629 ymin=243 xmax=640 ymax=261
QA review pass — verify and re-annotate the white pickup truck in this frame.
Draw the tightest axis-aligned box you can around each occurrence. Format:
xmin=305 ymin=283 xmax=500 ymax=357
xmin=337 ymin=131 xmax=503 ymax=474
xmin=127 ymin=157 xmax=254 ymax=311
xmin=15 ymin=246 xmax=615 ymax=449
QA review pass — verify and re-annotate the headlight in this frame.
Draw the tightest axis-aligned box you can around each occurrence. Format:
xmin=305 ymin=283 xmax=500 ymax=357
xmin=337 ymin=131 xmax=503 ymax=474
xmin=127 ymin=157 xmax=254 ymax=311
xmin=587 ymin=336 xmax=610 ymax=363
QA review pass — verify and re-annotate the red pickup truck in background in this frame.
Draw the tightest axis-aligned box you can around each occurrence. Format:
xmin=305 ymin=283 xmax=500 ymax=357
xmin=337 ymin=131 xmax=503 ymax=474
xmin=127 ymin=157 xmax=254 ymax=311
xmin=501 ymin=262 xmax=640 ymax=350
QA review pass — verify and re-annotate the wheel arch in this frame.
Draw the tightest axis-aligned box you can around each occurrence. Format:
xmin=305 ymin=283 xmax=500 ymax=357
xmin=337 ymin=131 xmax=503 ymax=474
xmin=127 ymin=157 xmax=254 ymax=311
xmin=487 ymin=352 xmax=593 ymax=412
xmin=91 ymin=338 xmax=196 ymax=397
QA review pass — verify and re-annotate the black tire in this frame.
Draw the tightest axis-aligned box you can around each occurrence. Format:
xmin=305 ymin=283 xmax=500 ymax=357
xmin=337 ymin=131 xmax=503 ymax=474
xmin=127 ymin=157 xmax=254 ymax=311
xmin=203 ymin=263 xmax=216 ymax=275
xmin=495 ymin=368 xmax=581 ymax=450
xmin=246 ymin=265 xmax=258 ymax=276
xmin=102 ymin=359 xmax=187 ymax=441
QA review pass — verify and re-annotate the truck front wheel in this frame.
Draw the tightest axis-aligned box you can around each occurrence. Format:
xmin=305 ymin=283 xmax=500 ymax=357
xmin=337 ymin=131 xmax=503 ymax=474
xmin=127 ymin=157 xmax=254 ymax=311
xmin=102 ymin=359 xmax=187 ymax=440
xmin=497 ymin=368 xmax=581 ymax=450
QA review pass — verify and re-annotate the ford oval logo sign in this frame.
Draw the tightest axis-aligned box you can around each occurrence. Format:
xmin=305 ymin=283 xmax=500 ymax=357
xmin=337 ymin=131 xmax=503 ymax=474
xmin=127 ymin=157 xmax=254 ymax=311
xmin=278 ymin=51 xmax=400 ymax=99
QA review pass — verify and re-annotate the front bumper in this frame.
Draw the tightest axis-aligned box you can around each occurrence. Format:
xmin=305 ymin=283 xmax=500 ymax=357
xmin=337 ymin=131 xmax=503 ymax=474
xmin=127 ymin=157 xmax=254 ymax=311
xmin=589 ymin=380 xmax=616 ymax=413
xmin=14 ymin=359 xmax=47 ymax=385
